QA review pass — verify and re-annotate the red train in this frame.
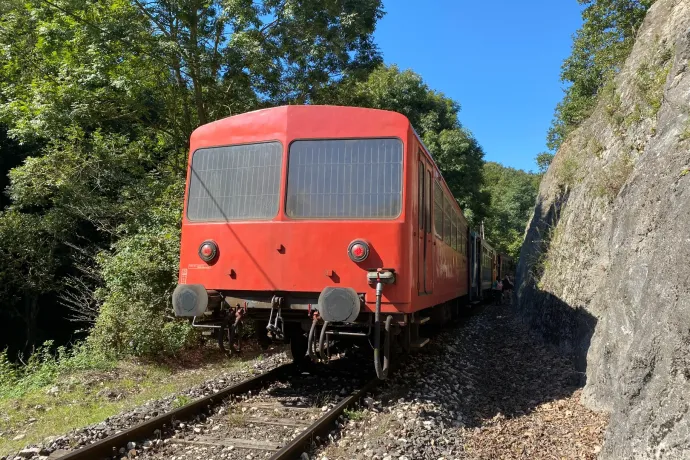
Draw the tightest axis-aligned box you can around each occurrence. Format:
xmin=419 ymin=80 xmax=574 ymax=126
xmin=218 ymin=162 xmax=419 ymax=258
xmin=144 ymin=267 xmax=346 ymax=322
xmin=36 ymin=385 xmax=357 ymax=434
xmin=172 ymin=105 xmax=512 ymax=378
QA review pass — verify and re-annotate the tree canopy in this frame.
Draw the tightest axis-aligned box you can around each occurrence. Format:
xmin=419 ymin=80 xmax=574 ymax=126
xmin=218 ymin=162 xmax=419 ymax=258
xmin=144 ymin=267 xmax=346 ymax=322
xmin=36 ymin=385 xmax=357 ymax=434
xmin=0 ymin=0 xmax=386 ymax=357
xmin=547 ymin=0 xmax=654 ymax=150
xmin=481 ymin=162 xmax=540 ymax=258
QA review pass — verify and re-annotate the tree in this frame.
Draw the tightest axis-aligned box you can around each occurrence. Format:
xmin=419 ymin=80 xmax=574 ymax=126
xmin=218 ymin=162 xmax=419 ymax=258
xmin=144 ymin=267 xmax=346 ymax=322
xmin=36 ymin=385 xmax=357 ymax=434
xmin=547 ymin=0 xmax=654 ymax=150
xmin=481 ymin=162 xmax=540 ymax=258
xmin=0 ymin=0 xmax=386 ymax=357
xmin=535 ymin=152 xmax=555 ymax=174
xmin=0 ymin=211 xmax=67 ymax=353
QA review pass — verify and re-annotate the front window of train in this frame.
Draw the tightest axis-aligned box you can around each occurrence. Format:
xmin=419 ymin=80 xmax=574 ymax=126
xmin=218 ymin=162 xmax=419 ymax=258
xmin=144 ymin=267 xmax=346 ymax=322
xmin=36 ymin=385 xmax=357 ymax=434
xmin=286 ymin=138 xmax=403 ymax=219
xmin=186 ymin=142 xmax=283 ymax=221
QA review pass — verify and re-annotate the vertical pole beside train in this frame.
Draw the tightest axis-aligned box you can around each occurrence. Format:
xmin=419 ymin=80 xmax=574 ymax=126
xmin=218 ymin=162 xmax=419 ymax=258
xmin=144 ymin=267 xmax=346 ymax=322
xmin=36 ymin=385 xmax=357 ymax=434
xmin=372 ymin=268 xmax=393 ymax=380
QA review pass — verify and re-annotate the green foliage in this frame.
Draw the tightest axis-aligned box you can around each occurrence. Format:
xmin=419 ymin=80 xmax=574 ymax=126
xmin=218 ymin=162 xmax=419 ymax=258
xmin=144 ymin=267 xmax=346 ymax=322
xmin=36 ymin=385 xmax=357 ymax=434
xmin=481 ymin=162 xmax=540 ymax=258
xmin=547 ymin=0 xmax=655 ymax=151
xmin=636 ymin=58 xmax=672 ymax=117
xmin=594 ymin=153 xmax=634 ymax=201
xmin=588 ymin=137 xmax=605 ymax=158
xmin=172 ymin=394 xmax=192 ymax=408
xmin=679 ymin=118 xmax=690 ymax=141
xmin=531 ymin=222 xmax=563 ymax=290
xmin=0 ymin=342 xmax=114 ymax=399
xmin=226 ymin=411 xmax=247 ymax=427
xmin=89 ymin=181 xmax=198 ymax=357
xmin=0 ymin=0 xmax=519 ymax=363
xmin=0 ymin=0 xmax=385 ymax=359
xmin=556 ymin=156 xmax=580 ymax=190
xmin=344 ymin=408 xmax=365 ymax=420
xmin=602 ymin=79 xmax=624 ymax=126
xmin=535 ymin=152 xmax=555 ymax=174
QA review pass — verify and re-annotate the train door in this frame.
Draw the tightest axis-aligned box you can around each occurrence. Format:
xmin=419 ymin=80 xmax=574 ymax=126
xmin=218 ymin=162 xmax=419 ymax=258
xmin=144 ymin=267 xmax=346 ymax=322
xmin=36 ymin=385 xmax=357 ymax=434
xmin=416 ymin=154 xmax=433 ymax=295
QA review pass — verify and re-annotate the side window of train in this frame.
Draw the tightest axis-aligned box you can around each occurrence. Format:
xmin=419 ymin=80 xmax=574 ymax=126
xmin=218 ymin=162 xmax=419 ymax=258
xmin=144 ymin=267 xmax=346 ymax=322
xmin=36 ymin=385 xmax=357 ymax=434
xmin=433 ymin=182 xmax=443 ymax=239
xmin=450 ymin=208 xmax=458 ymax=251
xmin=443 ymin=196 xmax=451 ymax=246
xmin=457 ymin=225 xmax=461 ymax=253
xmin=426 ymin=171 xmax=432 ymax=233
xmin=418 ymin=161 xmax=424 ymax=230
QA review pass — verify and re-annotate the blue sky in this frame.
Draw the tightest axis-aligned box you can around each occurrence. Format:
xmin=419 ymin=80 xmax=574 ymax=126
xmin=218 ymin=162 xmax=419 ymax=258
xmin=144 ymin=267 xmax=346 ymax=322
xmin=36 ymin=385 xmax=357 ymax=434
xmin=374 ymin=1 xmax=584 ymax=172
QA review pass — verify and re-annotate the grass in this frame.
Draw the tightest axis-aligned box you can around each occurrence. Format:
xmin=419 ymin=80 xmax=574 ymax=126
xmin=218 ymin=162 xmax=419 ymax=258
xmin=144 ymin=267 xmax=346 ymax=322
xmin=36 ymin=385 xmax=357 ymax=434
xmin=226 ymin=411 xmax=246 ymax=427
xmin=556 ymin=156 xmax=579 ymax=191
xmin=532 ymin=223 xmax=562 ymax=291
xmin=679 ymin=120 xmax=690 ymax=141
xmin=636 ymin=55 xmax=672 ymax=117
xmin=602 ymin=79 xmax=625 ymax=127
xmin=343 ymin=408 xmax=365 ymax=421
xmin=593 ymin=153 xmax=635 ymax=202
xmin=0 ymin=344 xmax=275 ymax=456
xmin=172 ymin=394 xmax=193 ymax=408
xmin=588 ymin=137 xmax=605 ymax=159
xmin=370 ymin=412 xmax=395 ymax=439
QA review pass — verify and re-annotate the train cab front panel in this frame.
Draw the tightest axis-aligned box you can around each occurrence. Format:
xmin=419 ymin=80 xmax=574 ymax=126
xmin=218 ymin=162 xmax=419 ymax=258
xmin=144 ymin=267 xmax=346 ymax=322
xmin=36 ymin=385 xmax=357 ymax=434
xmin=173 ymin=106 xmax=415 ymax=323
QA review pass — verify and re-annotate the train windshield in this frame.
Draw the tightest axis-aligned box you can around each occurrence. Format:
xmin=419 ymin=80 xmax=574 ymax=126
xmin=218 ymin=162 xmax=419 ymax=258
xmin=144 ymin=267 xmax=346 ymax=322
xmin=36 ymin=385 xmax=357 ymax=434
xmin=286 ymin=138 xmax=403 ymax=219
xmin=186 ymin=142 xmax=282 ymax=221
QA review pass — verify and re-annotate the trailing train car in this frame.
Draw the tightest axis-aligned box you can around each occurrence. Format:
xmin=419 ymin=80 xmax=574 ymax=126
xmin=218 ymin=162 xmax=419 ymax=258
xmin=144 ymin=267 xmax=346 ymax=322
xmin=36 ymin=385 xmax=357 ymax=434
xmin=172 ymin=105 xmax=497 ymax=378
xmin=468 ymin=231 xmax=498 ymax=301
xmin=480 ymin=240 xmax=497 ymax=295
xmin=497 ymin=253 xmax=514 ymax=280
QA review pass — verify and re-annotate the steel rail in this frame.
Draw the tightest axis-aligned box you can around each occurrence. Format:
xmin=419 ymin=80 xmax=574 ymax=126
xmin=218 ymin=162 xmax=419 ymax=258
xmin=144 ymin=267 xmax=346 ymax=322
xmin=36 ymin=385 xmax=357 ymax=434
xmin=268 ymin=376 xmax=379 ymax=460
xmin=60 ymin=363 xmax=294 ymax=460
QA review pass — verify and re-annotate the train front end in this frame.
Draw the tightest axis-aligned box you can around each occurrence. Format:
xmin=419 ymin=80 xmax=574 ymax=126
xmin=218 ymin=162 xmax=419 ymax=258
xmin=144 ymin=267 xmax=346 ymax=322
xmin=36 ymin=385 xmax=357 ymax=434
xmin=172 ymin=105 xmax=412 ymax=377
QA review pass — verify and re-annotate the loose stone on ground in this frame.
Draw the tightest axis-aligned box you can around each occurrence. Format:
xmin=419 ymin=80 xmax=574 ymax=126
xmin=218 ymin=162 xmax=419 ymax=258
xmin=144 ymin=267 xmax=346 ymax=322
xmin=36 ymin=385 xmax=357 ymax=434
xmin=318 ymin=303 xmax=608 ymax=459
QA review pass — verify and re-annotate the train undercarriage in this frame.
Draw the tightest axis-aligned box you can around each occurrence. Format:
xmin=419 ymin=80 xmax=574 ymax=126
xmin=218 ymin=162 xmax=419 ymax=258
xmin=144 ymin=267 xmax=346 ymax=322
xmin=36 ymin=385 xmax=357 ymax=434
xmin=182 ymin=280 xmax=467 ymax=380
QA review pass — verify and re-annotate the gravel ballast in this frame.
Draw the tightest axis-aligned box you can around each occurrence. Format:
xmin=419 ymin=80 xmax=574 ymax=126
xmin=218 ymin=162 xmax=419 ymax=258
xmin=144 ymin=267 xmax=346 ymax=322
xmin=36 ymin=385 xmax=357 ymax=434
xmin=318 ymin=303 xmax=608 ymax=459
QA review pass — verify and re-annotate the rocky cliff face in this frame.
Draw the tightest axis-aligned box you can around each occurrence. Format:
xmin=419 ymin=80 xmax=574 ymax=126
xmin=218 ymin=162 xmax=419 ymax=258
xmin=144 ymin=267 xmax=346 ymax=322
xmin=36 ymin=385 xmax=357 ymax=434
xmin=515 ymin=0 xmax=690 ymax=458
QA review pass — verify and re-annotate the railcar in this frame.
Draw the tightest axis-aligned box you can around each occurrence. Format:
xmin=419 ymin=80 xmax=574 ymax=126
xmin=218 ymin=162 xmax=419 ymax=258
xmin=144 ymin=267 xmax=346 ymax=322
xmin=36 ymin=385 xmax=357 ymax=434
xmin=172 ymin=105 xmax=497 ymax=378
xmin=497 ymin=253 xmax=514 ymax=281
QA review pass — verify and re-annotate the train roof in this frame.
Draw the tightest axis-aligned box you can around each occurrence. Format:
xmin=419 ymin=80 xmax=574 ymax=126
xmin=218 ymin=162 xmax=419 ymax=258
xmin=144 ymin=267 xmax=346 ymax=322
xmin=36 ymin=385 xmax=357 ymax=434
xmin=190 ymin=105 xmax=410 ymax=143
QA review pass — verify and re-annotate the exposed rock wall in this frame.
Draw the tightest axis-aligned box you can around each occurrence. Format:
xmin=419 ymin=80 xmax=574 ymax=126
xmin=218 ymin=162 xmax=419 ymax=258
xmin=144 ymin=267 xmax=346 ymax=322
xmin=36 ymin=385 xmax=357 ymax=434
xmin=515 ymin=0 xmax=690 ymax=458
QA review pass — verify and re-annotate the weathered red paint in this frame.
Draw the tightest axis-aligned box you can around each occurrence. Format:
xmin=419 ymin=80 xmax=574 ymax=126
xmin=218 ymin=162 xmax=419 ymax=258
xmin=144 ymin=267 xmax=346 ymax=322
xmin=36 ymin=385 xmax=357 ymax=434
xmin=179 ymin=105 xmax=469 ymax=315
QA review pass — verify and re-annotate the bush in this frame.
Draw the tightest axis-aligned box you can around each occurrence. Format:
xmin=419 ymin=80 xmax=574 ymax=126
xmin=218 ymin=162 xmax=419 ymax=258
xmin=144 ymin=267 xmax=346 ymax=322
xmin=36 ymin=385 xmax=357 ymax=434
xmin=556 ymin=156 xmax=580 ymax=191
xmin=594 ymin=153 xmax=634 ymax=201
xmin=89 ymin=181 xmax=198 ymax=358
xmin=0 ymin=341 xmax=114 ymax=398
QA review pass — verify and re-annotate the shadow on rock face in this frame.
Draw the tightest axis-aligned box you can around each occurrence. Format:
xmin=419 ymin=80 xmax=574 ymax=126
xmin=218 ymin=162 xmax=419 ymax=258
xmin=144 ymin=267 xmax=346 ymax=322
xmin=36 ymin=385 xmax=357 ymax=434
xmin=514 ymin=189 xmax=598 ymax=385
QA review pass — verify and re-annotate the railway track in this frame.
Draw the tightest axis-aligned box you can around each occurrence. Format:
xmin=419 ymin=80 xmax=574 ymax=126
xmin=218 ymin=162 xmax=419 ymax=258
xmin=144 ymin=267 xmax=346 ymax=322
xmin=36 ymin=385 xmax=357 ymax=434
xmin=58 ymin=357 xmax=377 ymax=460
